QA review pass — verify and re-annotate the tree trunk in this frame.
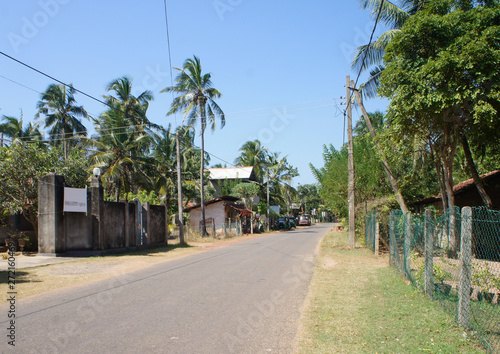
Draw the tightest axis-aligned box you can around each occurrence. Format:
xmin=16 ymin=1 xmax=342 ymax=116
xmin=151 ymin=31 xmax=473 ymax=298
xmin=461 ymin=134 xmax=492 ymax=208
xmin=200 ymin=125 xmax=208 ymax=237
xmin=441 ymin=126 xmax=459 ymax=258
xmin=351 ymin=81 xmax=409 ymax=214
xmin=115 ymin=178 xmax=121 ymax=202
xmin=429 ymin=139 xmax=448 ymax=211
xmin=176 ymin=132 xmax=185 ymax=244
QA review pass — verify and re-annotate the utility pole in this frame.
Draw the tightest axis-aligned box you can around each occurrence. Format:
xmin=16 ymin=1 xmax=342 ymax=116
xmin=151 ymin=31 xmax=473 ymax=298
xmin=0 ymin=133 xmax=4 ymax=148
xmin=176 ymin=131 xmax=185 ymax=244
xmin=350 ymin=80 xmax=409 ymax=214
xmin=346 ymin=75 xmax=355 ymax=249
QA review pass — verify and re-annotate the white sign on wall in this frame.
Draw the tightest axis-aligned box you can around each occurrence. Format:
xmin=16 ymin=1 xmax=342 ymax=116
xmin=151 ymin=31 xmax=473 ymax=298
xmin=64 ymin=187 xmax=87 ymax=213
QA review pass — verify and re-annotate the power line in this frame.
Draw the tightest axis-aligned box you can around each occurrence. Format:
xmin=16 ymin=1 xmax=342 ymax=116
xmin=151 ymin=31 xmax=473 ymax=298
xmin=344 ymin=0 xmax=385 ymax=127
xmin=0 ymin=50 xmax=111 ymax=109
xmin=162 ymin=0 xmax=177 ymax=126
xmin=0 ymin=74 xmax=41 ymax=94
xmin=353 ymin=0 xmax=385 ymax=89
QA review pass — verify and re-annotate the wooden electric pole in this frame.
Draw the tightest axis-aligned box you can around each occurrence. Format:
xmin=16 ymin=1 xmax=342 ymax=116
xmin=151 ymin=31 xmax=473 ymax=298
xmin=176 ymin=131 xmax=185 ymax=244
xmin=346 ymin=75 xmax=355 ymax=249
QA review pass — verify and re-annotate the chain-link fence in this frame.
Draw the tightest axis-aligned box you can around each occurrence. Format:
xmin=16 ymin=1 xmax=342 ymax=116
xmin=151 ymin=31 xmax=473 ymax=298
xmin=366 ymin=207 xmax=500 ymax=353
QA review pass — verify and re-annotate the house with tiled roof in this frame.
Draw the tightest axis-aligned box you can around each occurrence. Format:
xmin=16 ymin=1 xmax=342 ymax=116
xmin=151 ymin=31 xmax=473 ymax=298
xmin=413 ymin=170 xmax=500 ymax=212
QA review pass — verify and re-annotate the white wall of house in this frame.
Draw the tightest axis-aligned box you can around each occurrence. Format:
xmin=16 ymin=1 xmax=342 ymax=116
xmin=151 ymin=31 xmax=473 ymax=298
xmin=188 ymin=201 xmax=227 ymax=233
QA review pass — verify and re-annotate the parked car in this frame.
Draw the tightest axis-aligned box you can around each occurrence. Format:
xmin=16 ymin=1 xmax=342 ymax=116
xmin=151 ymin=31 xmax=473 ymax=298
xmin=298 ymin=215 xmax=311 ymax=226
xmin=278 ymin=217 xmax=290 ymax=230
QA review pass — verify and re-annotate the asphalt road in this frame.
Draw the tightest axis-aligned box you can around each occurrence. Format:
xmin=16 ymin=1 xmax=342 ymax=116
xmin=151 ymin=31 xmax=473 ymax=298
xmin=1 ymin=223 xmax=332 ymax=354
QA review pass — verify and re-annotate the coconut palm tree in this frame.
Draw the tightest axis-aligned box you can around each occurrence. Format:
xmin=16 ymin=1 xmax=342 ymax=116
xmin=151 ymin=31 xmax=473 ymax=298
xmin=352 ymin=0 xmax=427 ymax=98
xmin=162 ymin=55 xmax=225 ymax=236
xmin=85 ymin=108 xmax=153 ymax=202
xmin=0 ymin=113 xmax=43 ymax=146
xmin=36 ymin=84 xmax=88 ymax=159
xmin=104 ymin=76 xmax=156 ymax=129
xmin=235 ymin=139 xmax=269 ymax=182
xmin=265 ymin=152 xmax=299 ymax=206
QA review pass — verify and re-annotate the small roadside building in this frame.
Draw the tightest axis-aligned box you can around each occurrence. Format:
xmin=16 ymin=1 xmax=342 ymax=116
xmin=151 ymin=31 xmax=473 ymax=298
xmin=184 ymin=196 xmax=252 ymax=236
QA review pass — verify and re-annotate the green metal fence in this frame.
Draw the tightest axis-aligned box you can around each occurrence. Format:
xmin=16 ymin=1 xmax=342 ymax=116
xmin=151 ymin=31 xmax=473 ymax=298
xmin=366 ymin=207 xmax=500 ymax=353
xmin=365 ymin=210 xmax=377 ymax=252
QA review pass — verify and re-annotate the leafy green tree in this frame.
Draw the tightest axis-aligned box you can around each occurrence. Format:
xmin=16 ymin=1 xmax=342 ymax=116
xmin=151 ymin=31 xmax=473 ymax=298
xmin=36 ymin=84 xmax=88 ymax=159
xmin=379 ymin=0 xmax=500 ymax=254
xmin=0 ymin=143 xmax=89 ymax=236
xmin=162 ymin=55 xmax=225 ymax=236
xmin=297 ymin=184 xmax=322 ymax=215
xmin=0 ymin=113 xmax=43 ymax=145
xmin=311 ymin=144 xmax=348 ymax=217
xmin=231 ymin=182 xmax=260 ymax=211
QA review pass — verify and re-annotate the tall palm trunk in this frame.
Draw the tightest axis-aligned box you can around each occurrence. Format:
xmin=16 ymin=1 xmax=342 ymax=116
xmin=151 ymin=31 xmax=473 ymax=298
xmin=200 ymin=125 xmax=208 ymax=237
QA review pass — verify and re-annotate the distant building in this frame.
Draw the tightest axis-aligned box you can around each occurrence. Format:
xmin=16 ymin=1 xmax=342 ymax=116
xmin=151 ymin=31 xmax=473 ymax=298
xmin=184 ymin=196 xmax=252 ymax=236
xmin=206 ymin=166 xmax=257 ymax=196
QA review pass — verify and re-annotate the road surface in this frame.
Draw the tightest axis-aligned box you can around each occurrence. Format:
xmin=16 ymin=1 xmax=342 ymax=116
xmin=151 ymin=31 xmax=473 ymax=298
xmin=1 ymin=223 xmax=331 ymax=353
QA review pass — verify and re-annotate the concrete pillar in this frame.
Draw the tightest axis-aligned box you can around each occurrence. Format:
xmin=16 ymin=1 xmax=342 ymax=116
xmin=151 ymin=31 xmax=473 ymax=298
xmin=90 ymin=176 xmax=104 ymax=250
xmin=124 ymin=200 xmax=130 ymax=248
xmin=424 ymin=209 xmax=434 ymax=298
xmin=404 ymin=212 xmax=412 ymax=277
xmin=142 ymin=202 xmax=150 ymax=246
xmin=164 ymin=204 xmax=169 ymax=245
xmin=38 ymin=174 xmax=65 ymax=255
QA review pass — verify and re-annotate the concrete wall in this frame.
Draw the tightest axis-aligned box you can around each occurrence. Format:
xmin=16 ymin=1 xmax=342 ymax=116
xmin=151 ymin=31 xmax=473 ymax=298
xmin=38 ymin=174 xmax=168 ymax=255
xmin=149 ymin=205 xmax=166 ymax=245
xmin=103 ymin=201 xmax=127 ymax=249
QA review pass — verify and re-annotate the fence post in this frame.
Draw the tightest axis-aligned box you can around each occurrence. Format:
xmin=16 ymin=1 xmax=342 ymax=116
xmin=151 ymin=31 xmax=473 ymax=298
xmin=375 ymin=212 xmax=380 ymax=256
xmin=424 ymin=209 xmax=434 ymax=298
xmin=458 ymin=206 xmax=472 ymax=328
xmin=124 ymin=200 xmax=130 ymax=248
xmin=389 ymin=211 xmax=395 ymax=267
xmin=404 ymin=212 xmax=412 ymax=277
xmin=165 ymin=204 xmax=169 ymax=245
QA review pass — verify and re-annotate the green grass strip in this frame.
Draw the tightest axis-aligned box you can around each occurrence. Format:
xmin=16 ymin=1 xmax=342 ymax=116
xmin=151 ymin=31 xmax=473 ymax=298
xmin=297 ymin=231 xmax=486 ymax=353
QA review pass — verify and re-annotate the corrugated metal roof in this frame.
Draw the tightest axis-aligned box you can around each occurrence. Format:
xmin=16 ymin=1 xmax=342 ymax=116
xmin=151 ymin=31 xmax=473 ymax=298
xmin=207 ymin=166 xmax=255 ymax=180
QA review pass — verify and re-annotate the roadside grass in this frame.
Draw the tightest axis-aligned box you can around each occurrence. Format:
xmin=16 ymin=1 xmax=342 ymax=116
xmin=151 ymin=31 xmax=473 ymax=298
xmin=297 ymin=230 xmax=486 ymax=353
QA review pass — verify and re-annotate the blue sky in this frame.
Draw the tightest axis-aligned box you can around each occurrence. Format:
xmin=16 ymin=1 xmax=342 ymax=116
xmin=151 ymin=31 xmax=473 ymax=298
xmin=0 ymin=0 xmax=389 ymax=186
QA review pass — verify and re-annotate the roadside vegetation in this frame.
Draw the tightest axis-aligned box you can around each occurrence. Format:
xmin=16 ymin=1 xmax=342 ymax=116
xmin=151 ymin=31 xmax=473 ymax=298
xmin=297 ymin=230 xmax=485 ymax=353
